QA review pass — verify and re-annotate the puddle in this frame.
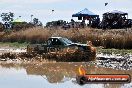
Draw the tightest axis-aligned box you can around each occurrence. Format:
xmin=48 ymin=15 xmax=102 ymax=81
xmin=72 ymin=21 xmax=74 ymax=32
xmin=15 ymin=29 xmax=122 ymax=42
xmin=0 ymin=48 xmax=132 ymax=88
xmin=0 ymin=62 xmax=132 ymax=88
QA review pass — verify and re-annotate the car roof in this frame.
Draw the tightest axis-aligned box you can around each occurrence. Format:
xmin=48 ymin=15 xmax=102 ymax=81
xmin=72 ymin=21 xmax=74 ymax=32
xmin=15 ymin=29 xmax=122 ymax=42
xmin=50 ymin=37 xmax=63 ymax=39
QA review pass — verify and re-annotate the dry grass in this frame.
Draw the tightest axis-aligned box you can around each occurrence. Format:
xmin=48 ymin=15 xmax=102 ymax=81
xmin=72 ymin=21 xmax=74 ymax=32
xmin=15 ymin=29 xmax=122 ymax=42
xmin=1 ymin=27 xmax=132 ymax=49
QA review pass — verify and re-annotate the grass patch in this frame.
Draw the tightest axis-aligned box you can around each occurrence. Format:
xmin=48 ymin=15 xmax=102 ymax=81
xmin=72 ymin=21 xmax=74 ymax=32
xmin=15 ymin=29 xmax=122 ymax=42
xmin=0 ymin=42 xmax=28 ymax=48
xmin=97 ymin=48 xmax=132 ymax=55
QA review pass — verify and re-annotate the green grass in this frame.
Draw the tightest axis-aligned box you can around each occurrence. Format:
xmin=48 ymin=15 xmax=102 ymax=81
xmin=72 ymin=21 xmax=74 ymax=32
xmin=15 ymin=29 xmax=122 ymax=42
xmin=97 ymin=48 xmax=132 ymax=55
xmin=0 ymin=42 xmax=28 ymax=48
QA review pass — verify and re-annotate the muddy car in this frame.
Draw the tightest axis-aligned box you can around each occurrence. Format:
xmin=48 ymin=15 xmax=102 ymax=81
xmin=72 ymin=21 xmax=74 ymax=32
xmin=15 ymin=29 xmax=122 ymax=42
xmin=27 ymin=37 xmax=96 ymax=60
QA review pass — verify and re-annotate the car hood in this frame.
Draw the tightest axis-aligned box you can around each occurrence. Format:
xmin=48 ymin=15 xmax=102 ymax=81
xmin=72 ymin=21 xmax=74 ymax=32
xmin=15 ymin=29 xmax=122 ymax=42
xmin=68 ymin=43 xmax=88 ymax=46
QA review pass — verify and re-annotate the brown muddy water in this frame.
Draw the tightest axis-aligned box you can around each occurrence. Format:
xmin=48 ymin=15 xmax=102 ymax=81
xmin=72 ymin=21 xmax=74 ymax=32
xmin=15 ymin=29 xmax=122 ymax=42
xmin=0 ymin=62 xmax=132 ymax=88
xmin=0 ymin=48 xmax=132 ymax=88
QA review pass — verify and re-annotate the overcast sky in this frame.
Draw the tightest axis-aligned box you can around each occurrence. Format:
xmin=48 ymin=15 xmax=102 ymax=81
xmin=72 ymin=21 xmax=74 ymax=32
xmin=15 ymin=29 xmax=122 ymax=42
xmin=0 ymin=0 xmax=132 ymax=25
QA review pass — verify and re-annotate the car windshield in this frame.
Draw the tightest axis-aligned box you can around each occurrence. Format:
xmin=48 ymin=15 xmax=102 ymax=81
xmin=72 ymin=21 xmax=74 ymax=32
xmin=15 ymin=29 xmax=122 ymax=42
xmin=60 ymin=38 xmax=74 ymax=45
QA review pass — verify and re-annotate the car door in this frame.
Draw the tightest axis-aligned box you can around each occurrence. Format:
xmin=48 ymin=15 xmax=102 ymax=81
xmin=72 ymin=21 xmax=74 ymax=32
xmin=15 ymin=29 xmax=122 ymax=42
xmin=47 ymin=38 xmax=64 ymax=52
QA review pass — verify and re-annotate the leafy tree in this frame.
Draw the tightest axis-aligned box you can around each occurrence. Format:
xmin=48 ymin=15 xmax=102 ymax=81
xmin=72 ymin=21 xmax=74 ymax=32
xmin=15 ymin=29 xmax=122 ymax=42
xmin=1 ymin=12 xmax=14 ymax=22
xmin=33 ymin=18 xmax=43 ymax=26
xmin=0 ymin=12 xmax=14 ymax=29
xmin=33 ymin=18 xmax=39 ymax=25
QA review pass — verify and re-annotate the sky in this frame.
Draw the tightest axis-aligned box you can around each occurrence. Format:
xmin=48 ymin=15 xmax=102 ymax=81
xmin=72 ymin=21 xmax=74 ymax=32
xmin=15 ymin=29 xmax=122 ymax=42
xmin=0 ymin=0 xmax=132 ymax=25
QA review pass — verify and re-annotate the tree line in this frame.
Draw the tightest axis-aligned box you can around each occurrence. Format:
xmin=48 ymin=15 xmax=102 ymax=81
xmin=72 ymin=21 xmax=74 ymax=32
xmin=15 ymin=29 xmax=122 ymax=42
xmin=0 ymin=12 xmax=43 ymax=32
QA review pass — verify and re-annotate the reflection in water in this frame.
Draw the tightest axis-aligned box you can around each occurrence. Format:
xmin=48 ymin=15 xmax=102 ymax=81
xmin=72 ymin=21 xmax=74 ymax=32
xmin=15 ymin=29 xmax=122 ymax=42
xmin=0 ymin=62 xmax=132 ymax=88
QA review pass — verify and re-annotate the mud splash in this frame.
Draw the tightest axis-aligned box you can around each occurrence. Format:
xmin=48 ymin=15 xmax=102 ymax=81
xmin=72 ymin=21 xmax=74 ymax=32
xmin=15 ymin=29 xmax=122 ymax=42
xmin=0 ymin=47 xmax=96 ymax=62
xmin=0 ymin=48 xmax=132 ymax=70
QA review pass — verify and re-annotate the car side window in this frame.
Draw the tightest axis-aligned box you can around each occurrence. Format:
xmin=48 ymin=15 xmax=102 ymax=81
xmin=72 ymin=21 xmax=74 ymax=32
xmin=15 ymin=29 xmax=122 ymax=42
xmin=52 ymin=39 xmax=62 ymax=45
xmin=47 ymin=39 xmax=63 ymax=46
xmin=55 ymin=39 xmax=63 ymax=45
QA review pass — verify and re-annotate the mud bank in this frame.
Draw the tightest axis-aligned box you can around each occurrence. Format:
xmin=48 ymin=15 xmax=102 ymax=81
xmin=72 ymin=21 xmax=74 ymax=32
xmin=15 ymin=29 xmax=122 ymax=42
xmin=0 ymin=48 xmax=132 ymax=70
xmin=0 ymin=45 xmax=96 ymax=62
